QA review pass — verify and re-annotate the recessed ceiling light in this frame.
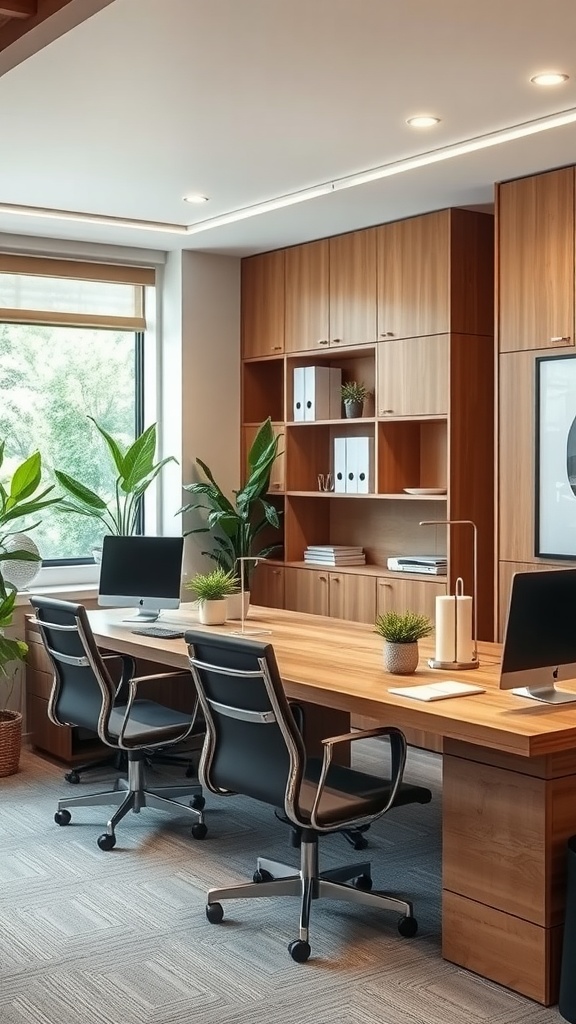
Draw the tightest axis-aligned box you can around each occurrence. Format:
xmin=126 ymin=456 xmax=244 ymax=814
xmin=406 ymin=115 xmax=441 ymax=128
xmin=530 ymin=72 xmax=569 ymax=86
xmin=183 ymin=193 xmax=209 ymax=203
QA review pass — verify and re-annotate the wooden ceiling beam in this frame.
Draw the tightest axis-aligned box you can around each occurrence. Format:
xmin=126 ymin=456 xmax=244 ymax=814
xmin=0 ymin=1 xmax=37 ymax=18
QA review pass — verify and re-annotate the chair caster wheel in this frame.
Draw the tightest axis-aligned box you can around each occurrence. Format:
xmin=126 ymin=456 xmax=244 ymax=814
xmin=288 ymin=939 xmax=311 ymax=963
xmin=253 ymin=868 xmax=274 ymax=883
xmin=353 ymin=873 xmax=372 ymax=891
xmin=352 ymin=835 xmax=368 ymax=851
xmin=54 ymin=809 xmax=71 ymax=826
xmin=64 ymin=770 xmax=80 ymax=784
xmin=191 ymin=794 xmax=205 ymax=810
xmin=191 ymin=822 xmax=208 ymax=840
xmin=97 ymin=832 xmax=116 ymax=851
xmin=398 ymin=915 xmax=418 ymax=937
xmin=206 ymin=902 xmax=223 ymax=924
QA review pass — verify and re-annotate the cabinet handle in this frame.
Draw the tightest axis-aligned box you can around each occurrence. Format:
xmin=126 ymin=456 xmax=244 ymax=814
xmin=318 ymin=339 xmax=329 ymax=345
xmin=271 ymin=345 xmax=282 ymax=351
xmin=332 ymin=338 xmax=342 ymax=344
xmin=272 ymin=570 xmax=281 ymax=576
xmin=270 ymin=482 xmax=281 ymax=489
xmin=550 ymin=336 xmax=571 ymax=344
xmin=379 ymin=332 xmax=395 ymax=338
xmin=318 ymin=574 xmax=328 ymax=582
xmin=379 ymin=409 xmax=394 ymax=415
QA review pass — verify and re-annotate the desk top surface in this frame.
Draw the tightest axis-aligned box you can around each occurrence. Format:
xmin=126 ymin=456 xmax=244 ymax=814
xmin=87 ymin=604 xmax=576 ymax=759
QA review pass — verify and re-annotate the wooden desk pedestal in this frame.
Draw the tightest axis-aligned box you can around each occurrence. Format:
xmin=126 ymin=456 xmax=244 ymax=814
xmin=443 ymin=740 xmax=576 ymax=1004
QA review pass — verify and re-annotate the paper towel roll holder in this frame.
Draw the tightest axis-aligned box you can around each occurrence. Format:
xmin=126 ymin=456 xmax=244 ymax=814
xmin=419 ymin=519 xmax=479 ymax=670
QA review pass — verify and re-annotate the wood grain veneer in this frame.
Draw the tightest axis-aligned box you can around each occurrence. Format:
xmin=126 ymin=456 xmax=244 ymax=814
xmin=329 ymin=228 xmax=377 ymax=346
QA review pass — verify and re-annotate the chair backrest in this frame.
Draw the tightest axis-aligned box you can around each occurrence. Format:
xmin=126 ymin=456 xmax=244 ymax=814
xmin=29 ymin=596 xmax=117 ymax=743
xmin=185 ymin=630 xmax=307 ymax=816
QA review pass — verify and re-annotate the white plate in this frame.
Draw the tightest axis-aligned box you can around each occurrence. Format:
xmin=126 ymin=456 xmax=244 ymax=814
xmin=403 ymin=487 xmax=447 ymax=495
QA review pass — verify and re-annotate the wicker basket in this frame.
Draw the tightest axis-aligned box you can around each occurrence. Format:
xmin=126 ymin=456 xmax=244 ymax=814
xmin=0 ymin=709 xmax=22 ymax=777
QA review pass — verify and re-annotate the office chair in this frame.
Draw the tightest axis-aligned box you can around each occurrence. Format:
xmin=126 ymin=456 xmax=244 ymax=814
xmin=185 ymin=630 xmax=432 ymax=962
xmin=30 ymin=596 xmax=208 ymax=851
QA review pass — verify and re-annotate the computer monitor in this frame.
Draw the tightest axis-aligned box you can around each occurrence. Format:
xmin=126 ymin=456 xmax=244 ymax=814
xmin=98 ymin=535 xmax=184 ymax=622
xmin=499 ymin=568 xmax=576 ymax=704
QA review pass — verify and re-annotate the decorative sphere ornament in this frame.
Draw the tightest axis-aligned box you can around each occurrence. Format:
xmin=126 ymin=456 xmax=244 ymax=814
xmin=1 ymin=533 xmax=41 ymax=590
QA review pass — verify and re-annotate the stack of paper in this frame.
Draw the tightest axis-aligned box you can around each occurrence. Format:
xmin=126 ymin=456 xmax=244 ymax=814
xmin=387 ymin=555 xmax=447 ymax=575
xmin=305 ymin=545 xmax=366 ymax=566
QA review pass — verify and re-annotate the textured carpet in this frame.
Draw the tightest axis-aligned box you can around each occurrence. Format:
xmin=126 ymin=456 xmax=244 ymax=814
xmin=0 ymin=745 xmax=562 ymax=1024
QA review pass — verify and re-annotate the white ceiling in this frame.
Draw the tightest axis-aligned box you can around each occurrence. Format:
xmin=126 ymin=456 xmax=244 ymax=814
xmin=1 ymin=0 xmax=576 ymax=256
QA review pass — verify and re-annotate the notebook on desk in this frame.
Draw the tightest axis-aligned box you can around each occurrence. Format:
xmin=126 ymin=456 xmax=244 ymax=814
xmin=388 ymin=680 xmax=486 ymax=702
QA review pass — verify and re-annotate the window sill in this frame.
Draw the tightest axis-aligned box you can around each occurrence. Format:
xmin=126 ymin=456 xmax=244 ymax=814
xmin=15 ymin=583 xmax=99 ymax=607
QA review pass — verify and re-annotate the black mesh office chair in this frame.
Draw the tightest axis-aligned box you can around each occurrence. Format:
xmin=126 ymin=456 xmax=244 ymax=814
xmin=185 ymin=629 xmax=432 ymax=962
xmin=30 ymin=596 xmax=207 ymax=851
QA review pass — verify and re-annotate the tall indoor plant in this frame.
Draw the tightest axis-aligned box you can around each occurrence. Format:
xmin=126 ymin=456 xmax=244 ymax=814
xmin=178 ymin=417 xmax=282 ymax=585
xmin=0 ymin=445 xmax=62 ymax=775
xmin=54 ymin=417 xmax=177 ymax=537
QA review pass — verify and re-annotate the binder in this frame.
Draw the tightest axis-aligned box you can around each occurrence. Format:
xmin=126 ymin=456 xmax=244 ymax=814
xmin=304 ymin=366 xmax=342 ymax=421
xmin=293 ymin=367 xmax=305 ymax=421
xmin=353 ymin=436 xmax=374 ymax=494
xmin=333 ymin=437 xmax=347 ymax=492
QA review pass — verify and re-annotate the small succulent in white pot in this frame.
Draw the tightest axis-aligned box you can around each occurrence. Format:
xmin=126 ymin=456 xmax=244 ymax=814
xmin=374 ymin=610 xmax=433 ymax=675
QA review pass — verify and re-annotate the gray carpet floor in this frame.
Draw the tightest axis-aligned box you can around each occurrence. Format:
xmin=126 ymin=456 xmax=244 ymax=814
xmin=0 ymin=744 xmax=564 ymax=1024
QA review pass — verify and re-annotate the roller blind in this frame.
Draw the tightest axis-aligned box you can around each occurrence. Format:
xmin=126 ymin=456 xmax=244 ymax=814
xmin=0 ymin=255 xmax=154 ymax=329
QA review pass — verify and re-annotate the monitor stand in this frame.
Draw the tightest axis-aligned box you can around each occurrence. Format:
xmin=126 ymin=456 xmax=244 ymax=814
xmin=122 ymin=609 xmax=160 ymax=623
xmin=512 ymin=684 xmax=576 ymax=704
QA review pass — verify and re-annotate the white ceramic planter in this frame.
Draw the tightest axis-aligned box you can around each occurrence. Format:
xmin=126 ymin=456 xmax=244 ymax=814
xmin=198 ymin=598 xmax=228 ymax=625
xmin=383 ymin=641 xmax=419 ymax=675
xmin=226 ymin=591 xmax=250 ymax=620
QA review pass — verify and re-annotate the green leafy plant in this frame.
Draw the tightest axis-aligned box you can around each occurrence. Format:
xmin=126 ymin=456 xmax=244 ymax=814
xmin=178 ymin=417 xmax=282 ymax=581
xmin=54 ymin=418 xmax=177 ymax=537
xmin=374 ymin=610 xmax=433 ymax=644
xmin=0 ymin=445 xmax=62 ymax=687
xmin=341 ymin=381 xmax=370 ymax=403
xmin=185 ymin=567 xmax=239 ymax=602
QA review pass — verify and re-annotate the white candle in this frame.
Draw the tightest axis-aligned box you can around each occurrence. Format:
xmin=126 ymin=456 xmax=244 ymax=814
xmin=435 ymin=594 xmax=473 ymax=664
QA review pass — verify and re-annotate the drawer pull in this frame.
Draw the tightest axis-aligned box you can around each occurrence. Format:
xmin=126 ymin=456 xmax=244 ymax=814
xmin=318 ymin=339 xmax=329 ymax=346
xmin=550 ymin=336 xmax=571 ymax=343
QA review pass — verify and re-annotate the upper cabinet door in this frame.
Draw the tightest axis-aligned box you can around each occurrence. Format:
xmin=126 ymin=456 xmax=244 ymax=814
xmin=241 ymin=250 xmax=285 ymax=358
xmin=377 ymin=210 xmax=451 ymax=341
xmin=377 ymin=335 xmax=450 ymax=417
xmin=498 ymin=167 xmax=575 ymax=352
xmin=285 ymin=239 xmax=330 ymax=352
xmin=329 ymin=228 xmax=377 ymax=347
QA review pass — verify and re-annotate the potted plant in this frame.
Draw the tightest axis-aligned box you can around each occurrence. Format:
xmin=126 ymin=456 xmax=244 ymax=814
xmin=178 ymin=417 xmax=282 ymax=603
xmin=54 ymin=418 xmax=177 ymax=542
xmin=185 ymin=567 xmax=239 ymax=625
xmin=341 ymin=381 xmax=370 ymax=419
xmin=374 ymin=610 xmax=433 ymax=675
xmin=0 ymin=446 xmax=62 ymax=776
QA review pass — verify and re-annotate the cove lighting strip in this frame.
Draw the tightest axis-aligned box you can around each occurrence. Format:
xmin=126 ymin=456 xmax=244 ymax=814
xmin=2 ymin=105 xmax=576 ymax=235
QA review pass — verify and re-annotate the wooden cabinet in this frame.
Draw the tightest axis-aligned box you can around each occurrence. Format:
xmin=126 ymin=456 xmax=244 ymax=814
xmin=329 ymin=228 xmax=377 ymax=347
xmin=284 ymin=566 xmax=376 ymax=623
xmin=241 ymin=250 xmax=285 ymax=358
xmin=285 ymin=239 xmax=330 ymax=352
xmin=285 ymin=231 xmax=377 ymax=353
xmin=377 ymin=335 xmax=449 ymax=417
xmin=498 ymin=167 xmax=574 ymax=353
xmin=376 ymin=575 xmax=446 ymax=621
xmin=377 ymin=208 xmax=494 ymax=342
xmin=250 ymin=561 xmax=285 ymax=609
xmin=242 ymin=207 xmax=495 ymax=636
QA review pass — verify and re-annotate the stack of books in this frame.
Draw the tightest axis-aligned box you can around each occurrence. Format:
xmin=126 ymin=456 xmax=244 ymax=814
xmin=304 ymin=545 xmax=366 ymax=566
xmin=387 ymin=555 xmax=447 ymax=575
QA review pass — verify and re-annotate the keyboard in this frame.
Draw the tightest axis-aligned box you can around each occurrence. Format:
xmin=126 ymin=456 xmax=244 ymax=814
xmin=131 ymin=626 xmax=186 ymax=639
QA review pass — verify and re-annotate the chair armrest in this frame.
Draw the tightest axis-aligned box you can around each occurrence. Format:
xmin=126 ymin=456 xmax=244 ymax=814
xmin=321 ymin=725 xmax=400 ymax=746
xmin=309 ymin=725 xmax=407 ymax=831
xmin=116 ymin=672 xmax=198 ymax=749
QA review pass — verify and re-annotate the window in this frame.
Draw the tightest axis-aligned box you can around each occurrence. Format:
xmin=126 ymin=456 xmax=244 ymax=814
xmin=0 ymin=256 xmax=155 ymax=563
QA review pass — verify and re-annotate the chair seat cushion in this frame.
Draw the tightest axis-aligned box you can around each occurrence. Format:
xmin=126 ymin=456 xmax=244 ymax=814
xmin=297 ymin=759 xmax=432 ymax=827
xmin=109 ymin=700 xmax=191 ymax=746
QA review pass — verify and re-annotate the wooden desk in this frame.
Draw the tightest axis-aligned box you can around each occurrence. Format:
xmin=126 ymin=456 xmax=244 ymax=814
xmin=88 ymin=604 xmax=576 ymax=1006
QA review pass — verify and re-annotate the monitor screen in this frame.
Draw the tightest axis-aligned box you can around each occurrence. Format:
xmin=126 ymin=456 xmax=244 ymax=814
xmin=98 ymin=535 xmax=184 ymax=621
xmin=500 ymin=568 xmax=576 ymax=702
